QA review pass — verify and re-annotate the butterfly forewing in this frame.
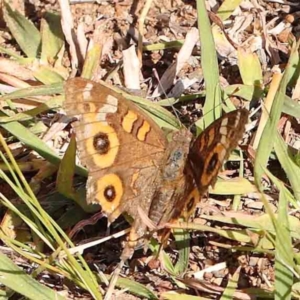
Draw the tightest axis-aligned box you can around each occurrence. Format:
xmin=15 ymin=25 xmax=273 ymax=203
xmin=188 ymin=109 xmax=249 ymax=196
xmin=64 ymin=78 xmax=168 ymax=224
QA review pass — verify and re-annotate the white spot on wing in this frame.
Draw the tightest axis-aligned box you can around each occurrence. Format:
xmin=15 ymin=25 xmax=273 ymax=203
xmin=83 ymin=83 xmax=93 ymax=100
xmin=83 ymin=90 xmax=91 ymax=100
xmin=99 ymin=104 xmax=117 ymax=114
xmin=220 ymin=126 xmax=228 ymax=135
xmin=220 ymin=135 xmax=227 ymax=145
xmin=106 ymin=95 xmax=118 ymax=107
xmin=221 ymin=117 xmax=228 ymax=127
xmin=96 ymin=112 xmax=107 ymax=121
xmin=97 ymin=95 xmax=118 ymax=115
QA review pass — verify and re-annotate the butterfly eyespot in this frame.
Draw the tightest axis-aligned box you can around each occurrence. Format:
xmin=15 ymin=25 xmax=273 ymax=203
xmin=95 ymin=174 xmax=123 ymax=213
xmin=86 ymin=124 xmax=119 ymax=168
xmin=104 ymin=185 xmax=116 ymax=202
xmin=93 ymin=132 xmax=110 ymax=154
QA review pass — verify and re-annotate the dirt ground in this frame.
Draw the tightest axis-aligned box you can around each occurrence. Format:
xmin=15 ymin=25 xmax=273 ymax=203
xmin=0 ymin=0 xmax=300 ymax=299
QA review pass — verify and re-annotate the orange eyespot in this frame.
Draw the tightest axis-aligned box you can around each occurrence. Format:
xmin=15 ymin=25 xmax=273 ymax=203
xmin=95 ymin=174 xmax=124 ymax=214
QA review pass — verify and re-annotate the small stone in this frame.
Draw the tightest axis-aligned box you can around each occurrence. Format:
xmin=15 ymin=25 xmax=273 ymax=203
xmin=246 ymin=201 xmax=264 ymax=210
xmin=249 ymin=256 xmax=259 ymax=267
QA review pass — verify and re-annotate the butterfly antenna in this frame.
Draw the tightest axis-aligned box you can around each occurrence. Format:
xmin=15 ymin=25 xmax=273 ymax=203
xmin=152 ymin=68 xmax=183 ymax=127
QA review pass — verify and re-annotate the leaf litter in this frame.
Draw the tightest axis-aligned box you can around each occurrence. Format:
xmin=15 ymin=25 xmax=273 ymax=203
xmin=0 ymin=0 xmax=299 ymax=299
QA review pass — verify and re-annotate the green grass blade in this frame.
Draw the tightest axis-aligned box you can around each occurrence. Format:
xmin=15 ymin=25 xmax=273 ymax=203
xmin=143 ymin=40 xmax=184 ymax=51
xmin=0 ymin=95 xmax=63 ymax=123
xmin=174 ymin=229 xmax=190 ymax=275
xmin=116 ymin=277 xmax=158 ymax=300
xmin=237 ymin=48 xmax=263 ymax=86
xmin=282 ymin=95 xmax=300 ymax=118
xmin=57 ymin=134 xmax=76 ymax=196
xmin=1 ymin=121 xmax=87 ymax=177
xmin=3 ymin=2 xmax=41 ymax=58
xmin=203 ymin=211 xmax=300 ymax=239
xmin=196 ymin=0 xmax=221 ymax=126
xmin=34 ymin=65 xmax=65 ymax=84
xmin=254 ymin=41 xmax=300 ymax=187
xmin=161 ymin=250 xmax=177 ymax=276
xmin=57 ymin=135 xmax=95 ymax=212
xmin=275 ymin=259 xmax=293 ymax=300
xmin=275 ymin=189 xmax=293 ymax=300
xmin=41 ymin=12 xmax=64 ymax=63
xmin=274 ymin=131 xmax=300 ymax=201
xmin=221 ymin=267 xmax=240 ymax=300
xmin=224 ymin=84 xmax=264 ymax=101
xmin=171 ymin=222 xmax=252 ymax=243
xmin=0 ymin=252 xmax=65 ymax=300
xmin=217 ymin=0 xmax=243 ymax=21
xmin=210 ymin=177 xmax=257 ymax=195
xmin=163 ymin=292 xmax=209 ymax=300
xmin=0 ymin=44 xmax=23 ymax=59
xmin=0 ymin=82 xmax=64 ymax=101
xmin=82 ymin=44 xmax=102 ymax=79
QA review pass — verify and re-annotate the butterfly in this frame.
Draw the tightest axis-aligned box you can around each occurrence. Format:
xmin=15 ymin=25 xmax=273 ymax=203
xmin=63 ymin=77 xmax=248 ymax=294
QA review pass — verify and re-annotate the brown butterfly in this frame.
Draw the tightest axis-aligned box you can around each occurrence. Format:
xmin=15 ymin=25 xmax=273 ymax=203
xmin=63 ymin=77 xmax=248 ymax=295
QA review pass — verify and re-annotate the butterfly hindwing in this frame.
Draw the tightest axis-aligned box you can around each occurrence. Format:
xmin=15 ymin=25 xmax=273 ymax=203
xmin=188 ymin=109 xmax=249 ymax=196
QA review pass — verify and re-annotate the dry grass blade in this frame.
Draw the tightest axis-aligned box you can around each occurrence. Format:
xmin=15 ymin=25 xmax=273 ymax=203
xmin=138 ymin=0 xmax=154 ymax=65
xmin=152 ymin=28 xmax=199 ymax=97
xmin=253 ymin=70 xmax=282 ymax=149
xmin=58 ymin=0 xmax=79 ymax=73
xmin=68 ymin=228 xmax=130 ymax=256
xmin=123 ymin=45 xmax=140 ymax=90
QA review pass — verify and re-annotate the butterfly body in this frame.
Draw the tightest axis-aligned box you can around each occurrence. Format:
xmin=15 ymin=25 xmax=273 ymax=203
xmin=147 ymin=128 xmax=194 ymax=227
xmin=64 ymin=78 xmax=248 ymax=253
